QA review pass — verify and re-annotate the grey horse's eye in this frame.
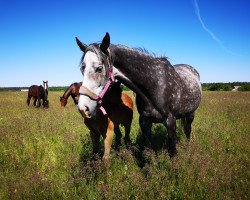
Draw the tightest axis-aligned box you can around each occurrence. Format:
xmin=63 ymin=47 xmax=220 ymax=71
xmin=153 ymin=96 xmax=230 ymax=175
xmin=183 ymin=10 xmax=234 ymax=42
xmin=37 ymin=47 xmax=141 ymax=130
xmin=95 ymin=65 xmax=103 ymax=73
xmin=80 ymin=66 xmax=85 ymax=74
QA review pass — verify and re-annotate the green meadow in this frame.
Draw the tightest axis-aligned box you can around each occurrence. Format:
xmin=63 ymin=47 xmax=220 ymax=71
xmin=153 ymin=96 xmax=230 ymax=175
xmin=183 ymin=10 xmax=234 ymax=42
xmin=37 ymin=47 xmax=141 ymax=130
xmin=0 ymin=91 xmax=249 ymax=199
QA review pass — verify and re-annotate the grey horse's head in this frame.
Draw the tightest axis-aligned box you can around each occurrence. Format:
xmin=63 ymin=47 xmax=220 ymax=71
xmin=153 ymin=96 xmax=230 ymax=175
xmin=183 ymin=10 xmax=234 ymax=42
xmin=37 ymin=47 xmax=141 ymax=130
xmin=76 ymin=32 xmax=112 ymax=118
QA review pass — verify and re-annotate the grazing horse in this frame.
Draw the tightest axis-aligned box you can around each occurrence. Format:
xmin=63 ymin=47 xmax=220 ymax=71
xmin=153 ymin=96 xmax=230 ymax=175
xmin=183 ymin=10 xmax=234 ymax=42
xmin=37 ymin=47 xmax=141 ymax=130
xmin=27 ymin=85 xmax=49 ymax=108
xmin=60 ymin=82 xmax=82 ymax=107
xmin=76 ymin=33 xmax=201 ymax=157
xmin=61 ymin=81 xmax=133 ymax=161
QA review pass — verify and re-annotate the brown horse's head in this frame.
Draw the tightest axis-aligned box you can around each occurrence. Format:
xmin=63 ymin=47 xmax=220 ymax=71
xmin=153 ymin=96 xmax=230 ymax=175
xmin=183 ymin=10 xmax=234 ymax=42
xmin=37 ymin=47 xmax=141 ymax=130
xmin=60 ymin=96 xmax=67 ymax=107
xmin=43 ymin=81 xmax=48 ymax=90
xmin=43 ymin=99 xmax=49 ymax=108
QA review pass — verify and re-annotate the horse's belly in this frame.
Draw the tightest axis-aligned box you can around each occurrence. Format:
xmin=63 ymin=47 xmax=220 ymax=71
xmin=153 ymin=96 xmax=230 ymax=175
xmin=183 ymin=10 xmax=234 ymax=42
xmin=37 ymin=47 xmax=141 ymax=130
xmin=173 ymin=87 xmax=201 ymax=116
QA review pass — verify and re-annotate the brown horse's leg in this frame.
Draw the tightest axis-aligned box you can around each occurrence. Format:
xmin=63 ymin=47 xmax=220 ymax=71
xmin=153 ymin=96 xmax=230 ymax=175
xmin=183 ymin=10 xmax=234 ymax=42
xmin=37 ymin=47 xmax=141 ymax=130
xmin=33 ymin=98 xmax=37 ymax=107
xmin=124 ymin=109 xmax=133 ymax=146
xmin=102 ymin=118 xmax=114 ymax=162
xmin=27 ymin=96 xmax=31 ymax=106
xmin=90 ymin=130 xmax=100 ymax=158
xmin=124 ymin=121 xmax=132 ymax=146
xmin=114 ymin=126 xmax=122 ymax=150
xmin=37 ymin=98 xmax=41 ymax=107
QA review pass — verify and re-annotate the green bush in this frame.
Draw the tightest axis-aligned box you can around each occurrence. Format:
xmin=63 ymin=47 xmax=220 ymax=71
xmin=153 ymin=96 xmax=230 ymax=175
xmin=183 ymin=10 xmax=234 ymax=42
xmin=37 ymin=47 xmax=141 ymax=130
xmin=207 ymin=83 xmax=232 ymax=91
xmin=222 ymin=84 xmax=233 ymax=91
xmin=202 ymin=82 xmax=250 ymax=91
xmin=238 ymin=84 xmax=250 ymax=91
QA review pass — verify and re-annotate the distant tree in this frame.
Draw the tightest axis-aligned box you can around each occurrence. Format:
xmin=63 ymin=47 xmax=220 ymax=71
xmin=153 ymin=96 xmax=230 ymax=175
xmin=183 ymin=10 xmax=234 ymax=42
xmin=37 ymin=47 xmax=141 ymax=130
xmin=49 ymin=87 xmax=67 ymax=91
xmin=208 ymin=83 xmax=221 ymax=91
xmin=238 ymin=84 xmax=250 ymax=91
xmin=204 ymin=83 xmax=233 ymax=91
xmin=222 ymin=84 xmax=233 ymax=91
xmin=201 ymin=84 xmax=209 ymax=91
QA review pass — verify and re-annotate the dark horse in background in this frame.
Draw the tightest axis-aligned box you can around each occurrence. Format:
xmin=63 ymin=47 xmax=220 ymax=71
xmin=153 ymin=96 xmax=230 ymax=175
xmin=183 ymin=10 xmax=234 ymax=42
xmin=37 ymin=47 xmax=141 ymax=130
xmin=60 ymin=82 xmax=82 ymax=107
xmin=76 ymin=33 xmax=201 ymax=157
xmin=27 ymin=83 xmax=49 ymax=108
xmin=60 ymin=81 xmax=133 ymax=161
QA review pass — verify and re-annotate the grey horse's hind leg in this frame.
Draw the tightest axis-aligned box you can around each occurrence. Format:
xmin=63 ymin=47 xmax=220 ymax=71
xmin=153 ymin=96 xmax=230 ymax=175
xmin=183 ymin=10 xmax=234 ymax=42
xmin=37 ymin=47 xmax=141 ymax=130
xmin=182 ymin=112 xmax=195 ymax=140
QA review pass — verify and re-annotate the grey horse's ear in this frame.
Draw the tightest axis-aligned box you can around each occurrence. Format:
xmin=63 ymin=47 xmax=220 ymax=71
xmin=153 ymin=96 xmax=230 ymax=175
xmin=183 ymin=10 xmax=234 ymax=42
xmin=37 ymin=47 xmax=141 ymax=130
xmin=76 ymin=37 xmax=88 ymax=52
xmin=100 ymin=32 xmax=110 ymax=53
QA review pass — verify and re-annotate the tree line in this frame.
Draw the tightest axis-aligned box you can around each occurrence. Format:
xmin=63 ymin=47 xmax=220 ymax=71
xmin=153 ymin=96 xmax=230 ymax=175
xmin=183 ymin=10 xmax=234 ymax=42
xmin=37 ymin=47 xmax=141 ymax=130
xmin=0 ymin=82 xmax=250 ymax=92
xmin=202 ymin=82 xmax=250 ymax=91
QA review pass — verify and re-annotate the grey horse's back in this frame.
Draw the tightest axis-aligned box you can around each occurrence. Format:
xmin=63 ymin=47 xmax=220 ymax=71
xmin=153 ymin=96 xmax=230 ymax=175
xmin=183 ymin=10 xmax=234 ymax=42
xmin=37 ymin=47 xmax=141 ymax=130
xmin=174 ymin=64 xmax=200 ymax=80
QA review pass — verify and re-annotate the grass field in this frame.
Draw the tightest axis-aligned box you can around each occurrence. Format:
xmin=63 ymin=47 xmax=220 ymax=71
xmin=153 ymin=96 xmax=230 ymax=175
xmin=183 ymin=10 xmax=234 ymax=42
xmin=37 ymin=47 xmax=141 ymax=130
xmin=0 ymin=91 xmax=249 ymax=199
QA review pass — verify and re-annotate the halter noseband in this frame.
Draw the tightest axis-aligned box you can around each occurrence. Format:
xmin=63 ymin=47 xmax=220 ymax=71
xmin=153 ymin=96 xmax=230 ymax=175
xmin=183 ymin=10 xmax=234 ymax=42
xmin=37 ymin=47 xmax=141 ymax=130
xmin=79 ymin=48 xmax=114 ymax=115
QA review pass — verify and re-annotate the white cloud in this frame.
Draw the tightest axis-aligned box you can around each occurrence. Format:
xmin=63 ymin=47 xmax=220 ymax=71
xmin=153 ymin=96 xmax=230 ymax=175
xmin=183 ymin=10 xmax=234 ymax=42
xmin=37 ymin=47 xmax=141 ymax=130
xmin=193 ymin=0 xmax=240 ymax=56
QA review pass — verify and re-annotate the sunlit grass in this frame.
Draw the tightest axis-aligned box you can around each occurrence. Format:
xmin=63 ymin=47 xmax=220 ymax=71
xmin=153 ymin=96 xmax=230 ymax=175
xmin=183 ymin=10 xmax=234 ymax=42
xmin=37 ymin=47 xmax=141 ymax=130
xmin=0 ymin=91 xmax=249 ymax=199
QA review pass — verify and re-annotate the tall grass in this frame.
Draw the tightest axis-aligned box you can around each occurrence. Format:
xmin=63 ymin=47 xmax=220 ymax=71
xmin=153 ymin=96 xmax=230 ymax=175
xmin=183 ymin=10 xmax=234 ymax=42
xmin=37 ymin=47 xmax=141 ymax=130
xmin=0 ymin=91 xmax=249 ymax=199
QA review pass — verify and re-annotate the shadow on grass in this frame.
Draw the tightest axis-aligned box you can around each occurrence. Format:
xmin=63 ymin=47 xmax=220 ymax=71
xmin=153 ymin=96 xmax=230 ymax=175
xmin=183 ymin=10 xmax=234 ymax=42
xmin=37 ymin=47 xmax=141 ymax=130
xmin=131 ymin=122 xmax=184 ymax=168
xmin=78 ymin=121 xmax=185 ymax=170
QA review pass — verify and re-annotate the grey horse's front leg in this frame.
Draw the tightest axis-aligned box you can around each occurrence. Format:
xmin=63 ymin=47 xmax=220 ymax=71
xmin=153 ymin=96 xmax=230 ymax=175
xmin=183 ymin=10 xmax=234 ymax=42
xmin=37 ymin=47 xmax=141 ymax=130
xmin=139 ymin=115 xmax=152 ymax=148
xmin=165 ymin=113 xmax=177 ymax=157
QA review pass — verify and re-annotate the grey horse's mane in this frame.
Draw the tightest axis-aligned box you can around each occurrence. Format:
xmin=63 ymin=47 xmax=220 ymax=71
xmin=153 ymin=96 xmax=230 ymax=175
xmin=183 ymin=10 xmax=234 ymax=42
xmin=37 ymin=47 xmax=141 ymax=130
xmin=80 ymin=43 xmax=171 ymax=69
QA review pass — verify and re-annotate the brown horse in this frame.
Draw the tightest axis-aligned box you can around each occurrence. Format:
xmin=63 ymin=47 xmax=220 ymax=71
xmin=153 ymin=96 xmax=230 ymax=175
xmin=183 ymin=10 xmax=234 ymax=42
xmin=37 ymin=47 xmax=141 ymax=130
xmin=60 ymin=82 xmax=82 ymax=107
xmin=60 ymin=81 xmax=133 ymax=161
xmin=27 ymin=85 xmax=49 ymax=108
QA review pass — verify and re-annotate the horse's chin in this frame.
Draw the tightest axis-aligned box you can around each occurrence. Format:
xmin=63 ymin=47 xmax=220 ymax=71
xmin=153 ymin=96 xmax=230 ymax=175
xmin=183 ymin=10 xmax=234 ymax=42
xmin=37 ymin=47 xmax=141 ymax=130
xmin=84 ymin=115 xmax=91 ymax=119
xmin=79 ymin=109 xmax=92 ymax=119
xmin=85 ymin=108 xmax=98 ymax=119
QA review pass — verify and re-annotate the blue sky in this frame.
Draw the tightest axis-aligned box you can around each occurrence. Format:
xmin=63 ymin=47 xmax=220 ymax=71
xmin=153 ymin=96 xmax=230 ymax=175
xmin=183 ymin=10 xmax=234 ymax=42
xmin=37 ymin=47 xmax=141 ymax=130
xmin=0 ymin=0 xmax=249 ymax=87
